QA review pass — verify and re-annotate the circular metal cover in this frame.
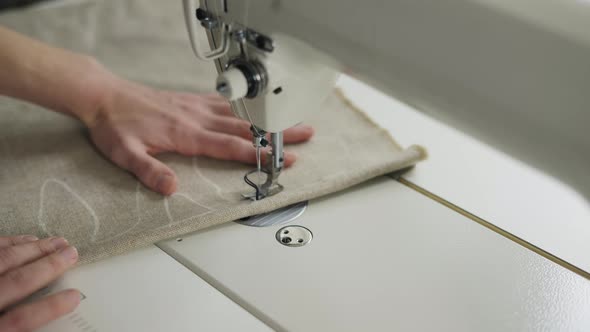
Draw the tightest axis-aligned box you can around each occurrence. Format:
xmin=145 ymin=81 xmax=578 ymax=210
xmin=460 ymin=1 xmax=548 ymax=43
xmin=237 ymin=201 xmax=308 ymax=227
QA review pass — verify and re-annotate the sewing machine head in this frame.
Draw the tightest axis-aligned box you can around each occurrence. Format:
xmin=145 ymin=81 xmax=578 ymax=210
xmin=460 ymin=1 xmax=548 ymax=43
xmin=183 ymin=0 xmax=338 ymax=200
xmin=183 ymin=0 xmax=590 ymax=200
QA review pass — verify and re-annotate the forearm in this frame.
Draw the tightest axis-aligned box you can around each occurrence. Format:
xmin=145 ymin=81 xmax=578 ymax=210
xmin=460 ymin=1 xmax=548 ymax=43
xmin=0 ymin=26 xmax=112 ymax=125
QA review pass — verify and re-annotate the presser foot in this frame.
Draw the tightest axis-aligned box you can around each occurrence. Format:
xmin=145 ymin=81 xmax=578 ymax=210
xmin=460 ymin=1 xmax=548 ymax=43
xmin=242 ymin=168 xmax=283 ymax=201
xmin=243 ymin=128 xmax=284 ymax=201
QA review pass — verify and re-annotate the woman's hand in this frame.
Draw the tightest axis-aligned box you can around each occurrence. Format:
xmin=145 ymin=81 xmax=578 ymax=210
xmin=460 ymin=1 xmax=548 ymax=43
xmin=84 ymin=76 xmax=314 ymax=195
xmin=0 ymin=235 xmax=80 ymax=332
xmin=0 ymin=27 xmax=314 ymax=196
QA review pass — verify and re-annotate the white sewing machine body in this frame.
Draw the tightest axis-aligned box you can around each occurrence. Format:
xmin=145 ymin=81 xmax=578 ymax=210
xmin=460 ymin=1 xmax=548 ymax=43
xmin=187 ymin=0 xmax=590 ymax=199
xmin=35 ymin=0 xmax=590 ymax=331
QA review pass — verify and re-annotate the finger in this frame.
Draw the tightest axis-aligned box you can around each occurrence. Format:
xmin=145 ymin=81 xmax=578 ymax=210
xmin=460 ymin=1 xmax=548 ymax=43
xmin=173 ymin=93 xmax=231 ymax=114
xmin=111 ymin=141 xmax=178 ymax=196
xmin=0 ymin=246 xmax=78 ymax=309
xmin=174 ymin=92 xmax=226 ymax=104
xmin=208 ymin=100 xmax=233 ymax=117
xmin=203 ymin=116 xmax=252 ymax=140
xmin=0 ymin=236 xmax=39 ymax=249
xmin=203 ymin=93 xmax=229 ymax=105
xmin=0 ymin=237 xmax=69 ymax=275
xmin=194 ymin=131 xmax=298 ymax=167
xmin=203 ymin=114 xmax=315 ymax=145
xmin=282 ymin=125 xmax=315 ymax=144
xmin=0 ymin=289 xmax=80 ymax=332
xmin=0 ymin=246 xmax=78 ymax=308
xmin=282 ymin=151 xmax=297 ymax=167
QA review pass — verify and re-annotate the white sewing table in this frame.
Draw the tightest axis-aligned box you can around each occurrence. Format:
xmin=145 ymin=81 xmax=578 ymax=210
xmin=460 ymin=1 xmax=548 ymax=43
xmin=37 ymin=76 xmax=590 ymax=332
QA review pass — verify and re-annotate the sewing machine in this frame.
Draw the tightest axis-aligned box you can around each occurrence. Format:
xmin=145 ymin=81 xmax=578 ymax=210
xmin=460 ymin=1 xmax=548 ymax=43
xmin=183 ymin=0 xmax=590 ymax=201
xmin=37 ymin=0 xmax=590 ymax=331
xmin=182 ymin=0 xmax=341 ymax=200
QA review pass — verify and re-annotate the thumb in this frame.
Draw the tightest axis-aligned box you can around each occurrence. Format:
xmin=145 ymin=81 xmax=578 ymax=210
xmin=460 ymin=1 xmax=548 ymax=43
xmin=115 ymin=142 xmax=178 ymax=195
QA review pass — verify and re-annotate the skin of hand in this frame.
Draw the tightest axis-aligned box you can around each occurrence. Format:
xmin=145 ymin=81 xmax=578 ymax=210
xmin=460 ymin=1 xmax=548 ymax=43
xmin=84 ymin=74 xmax=314 ymax=195
xmin=0 ymin=235 xmax=80 ymax=332
xmin=0 ymin=26 xmax=314 ymax=195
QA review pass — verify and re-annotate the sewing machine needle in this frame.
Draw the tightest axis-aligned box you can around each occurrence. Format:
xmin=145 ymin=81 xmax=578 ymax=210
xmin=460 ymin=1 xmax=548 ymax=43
xmin=256 ymin=144 xmax=261 ymax=187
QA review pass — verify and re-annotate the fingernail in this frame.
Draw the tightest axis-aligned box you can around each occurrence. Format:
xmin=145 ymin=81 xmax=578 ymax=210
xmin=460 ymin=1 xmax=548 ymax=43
xmin=50 ymin=237 xmax=69 ymax=250
xmin=22 ymin=235 xmax=39 ymax=242
xmin=59 ymin=289 xmax=83 ymax=306
xmin=67 ymin=289 xmax=83 ymax=303
xmin=58 ymin=246 xmax=78 ymax=261
xmin=156 ymin=174 xmax=175 ymax=195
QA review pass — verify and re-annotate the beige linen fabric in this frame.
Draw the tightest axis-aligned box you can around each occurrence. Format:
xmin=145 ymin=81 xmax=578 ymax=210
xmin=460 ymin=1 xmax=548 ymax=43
xmin=0 ymin=0 xmax=426 ymax=264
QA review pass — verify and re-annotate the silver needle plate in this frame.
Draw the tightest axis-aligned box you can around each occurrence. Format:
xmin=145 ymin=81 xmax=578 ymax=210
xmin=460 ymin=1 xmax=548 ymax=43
xmin=236 ymin=201 xmax=308 ymax=227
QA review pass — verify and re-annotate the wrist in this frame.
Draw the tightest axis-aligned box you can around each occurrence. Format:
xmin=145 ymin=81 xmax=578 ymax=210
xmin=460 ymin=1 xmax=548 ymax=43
xmin=65 ymin=56 xmax=119 ymax=128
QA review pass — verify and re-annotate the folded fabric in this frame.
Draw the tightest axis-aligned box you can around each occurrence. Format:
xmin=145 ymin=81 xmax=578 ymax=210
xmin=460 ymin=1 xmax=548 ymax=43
xmin=0 ymin=0 xmax=426 ymax=264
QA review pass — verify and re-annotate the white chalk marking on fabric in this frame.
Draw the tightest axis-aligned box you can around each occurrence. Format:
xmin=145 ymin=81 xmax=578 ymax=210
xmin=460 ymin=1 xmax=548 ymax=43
xmin=38 ymin=179 xmax=100 ymax=242
xmin=164 ymin=192 xmax=211 ymax=224
xmin=94 ymin=182 xmax=143 ymax=244
xmin=192 ymin=157 xmax=226 ymax=200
